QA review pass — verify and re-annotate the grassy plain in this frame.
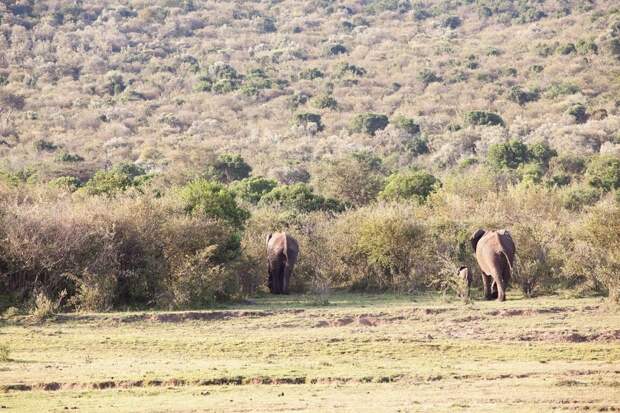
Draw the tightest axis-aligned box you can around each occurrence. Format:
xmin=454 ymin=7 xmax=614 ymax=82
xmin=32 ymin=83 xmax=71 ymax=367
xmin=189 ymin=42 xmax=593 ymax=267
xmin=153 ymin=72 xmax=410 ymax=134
xmin=1 ymin=293 xmax=619 ymax=412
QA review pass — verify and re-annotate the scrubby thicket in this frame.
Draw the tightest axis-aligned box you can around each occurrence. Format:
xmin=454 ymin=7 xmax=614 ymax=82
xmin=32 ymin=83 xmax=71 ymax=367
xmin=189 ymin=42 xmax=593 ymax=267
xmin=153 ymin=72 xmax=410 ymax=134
xmin=0 ymin=0 xmax=619 ymax=310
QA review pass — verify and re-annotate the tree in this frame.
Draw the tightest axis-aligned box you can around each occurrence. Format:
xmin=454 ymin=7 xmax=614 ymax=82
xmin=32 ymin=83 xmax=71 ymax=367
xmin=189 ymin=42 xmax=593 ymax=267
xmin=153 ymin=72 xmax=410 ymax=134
xmin=379 ymin=169 xmax=439 ymax=203
xmin=209 ymin=153 xmax=252 ymax=184
xmin=487 ymin=140 xmax=530 ymax=169
xmin=260 ymin=183 xmax=345 ymax=213
xmin=586 ymin=155 xmax=620 ymax=191
xmin=313 ymin=152 xmax=387 ymax=206
xmin=230 ymin=176 xmax=277 ymax=204
xmin=350 ymin=113 xmax=389 ymax=135
xmin=180 ymin=179 xmax=249 ymax=228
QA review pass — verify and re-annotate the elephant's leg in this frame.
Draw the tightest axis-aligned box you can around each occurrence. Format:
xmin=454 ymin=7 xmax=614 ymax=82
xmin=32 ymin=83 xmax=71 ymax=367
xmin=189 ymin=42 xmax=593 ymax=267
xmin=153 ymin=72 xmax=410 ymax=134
xmin=493 ymin=273 xmax=506 ymax=302
xmin=282 ymin=265 xmax=290 ymax=295
xmin=482 ymin=274 xmax=493 ymax=300
xmin=267 ymin=262 xmax=274 ymax=293
xmin=490 ymin=280 xmax=498 ymax=299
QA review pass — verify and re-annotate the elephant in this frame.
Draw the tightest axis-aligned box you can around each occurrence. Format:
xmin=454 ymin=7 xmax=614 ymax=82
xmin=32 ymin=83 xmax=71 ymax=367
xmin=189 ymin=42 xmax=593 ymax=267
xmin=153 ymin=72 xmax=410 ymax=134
xmin=459 ymin=266 xmax=472 ymax=298
xmin=266 ymin=232 xmax=299 ymax=294
xmin=470 ymin=229 xmax=516 ymax=302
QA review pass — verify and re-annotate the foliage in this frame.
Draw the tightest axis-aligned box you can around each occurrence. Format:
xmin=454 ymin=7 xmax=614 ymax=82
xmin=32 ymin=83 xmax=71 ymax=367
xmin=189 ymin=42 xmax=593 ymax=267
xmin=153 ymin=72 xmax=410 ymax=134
xmin=260 ymin=183 xmax=345 ymax=213
xmin=487 ymin=140 xmax=530 ymax=169
xmin=586 ymin=155 xmax=620 ymax=192
xmin=180 ymin=179 xmax=250 ymax=228
xmin=311 ymin=94 xmax=338 ymax=110
xmin=508 ymin=86 xmax=539 ymax=105
xmin=208 ymin=153 xmax=252 ymax=184
xmin=294 ymin=112 xmax=324 ymax=132
xmin=380 ymin=169 xmax=439 ymax=203
xmin=566 ymin=103 xmax=588 ymax=124
xmin=350 ymin=113 xmax=389 ymax=135
xmin=83 ymin=163 xmax=149 ymax=196
xmin=391 ymin=116 xmax=421 ymax=135
xmin=465 ymin=111 xmax=505 ymax=127
xmin=313 ymin=152 xmax=387 ymax=207
xmin=230 ymin=176 xmax=278 ymax=204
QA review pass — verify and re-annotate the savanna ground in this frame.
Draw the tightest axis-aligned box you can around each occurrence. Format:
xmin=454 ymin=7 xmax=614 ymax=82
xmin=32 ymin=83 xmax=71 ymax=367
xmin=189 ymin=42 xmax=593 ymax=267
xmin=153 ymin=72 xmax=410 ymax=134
xmin=1 ymin=292 xmax=619 ymax=412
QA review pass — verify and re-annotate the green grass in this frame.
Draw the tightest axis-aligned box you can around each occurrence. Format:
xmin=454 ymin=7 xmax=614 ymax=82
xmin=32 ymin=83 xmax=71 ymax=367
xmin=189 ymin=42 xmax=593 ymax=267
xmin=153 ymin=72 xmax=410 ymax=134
xmin=1 ymin=293 xmax=619 ymax=412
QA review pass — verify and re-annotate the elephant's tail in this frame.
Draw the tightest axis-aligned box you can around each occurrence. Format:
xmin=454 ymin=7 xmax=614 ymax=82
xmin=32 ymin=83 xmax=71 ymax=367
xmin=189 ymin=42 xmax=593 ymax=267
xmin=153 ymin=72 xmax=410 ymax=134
xmin=500 ymin=250 xmax=514 ymax=283
xmin=283 ymin=233 xmax=289 ymax=264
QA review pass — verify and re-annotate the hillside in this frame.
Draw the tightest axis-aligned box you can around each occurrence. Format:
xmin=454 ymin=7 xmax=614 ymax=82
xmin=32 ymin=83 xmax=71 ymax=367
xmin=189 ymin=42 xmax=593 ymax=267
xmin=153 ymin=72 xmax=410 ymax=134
xmin=1 ymin=0 xmax=619 ymax=181
xmin=0 ymin=1 xmax=619 ymax=311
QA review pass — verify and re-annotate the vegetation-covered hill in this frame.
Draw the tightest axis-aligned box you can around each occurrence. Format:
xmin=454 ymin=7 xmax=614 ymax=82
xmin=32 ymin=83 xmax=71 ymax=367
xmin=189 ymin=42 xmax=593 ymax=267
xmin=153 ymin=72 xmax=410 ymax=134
xmin=0 ymin=0 xmax=619 ymax=311
xmin=1 ymin=0 xmax=619 ymax=179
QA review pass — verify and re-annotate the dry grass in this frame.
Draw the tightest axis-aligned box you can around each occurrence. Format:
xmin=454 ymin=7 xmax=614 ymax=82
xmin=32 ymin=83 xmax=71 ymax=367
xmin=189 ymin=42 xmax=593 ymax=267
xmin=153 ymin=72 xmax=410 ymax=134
xmin=1 ymin=293 xmax=619 ymax=412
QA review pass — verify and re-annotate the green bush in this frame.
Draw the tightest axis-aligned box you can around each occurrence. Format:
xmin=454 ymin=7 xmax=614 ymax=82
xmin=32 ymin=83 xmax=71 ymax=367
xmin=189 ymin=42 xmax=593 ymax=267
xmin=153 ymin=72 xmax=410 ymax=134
xmin=335 ymin=62 xmax=367 ymax=77
xmin=208 ymin=153 xmax=252 ymax=183
xmin=417 ymin=69 xmax=442 ymax=85
xmin=576 ymin=39 xmax=598 ymax=54
xmin=404 ymin=135 xmax=429 ymax=156
xmin=313 ymin=152 xmax=386 ymax=207
xmin=260 ymin=183 xmax=345 ymax=213
xmin=562 ymin=186 xmax=601 ymax=211
xmin=487 ymin=140 xmax=529 ymax=169
xmin=180 ymin=179 xmax=249 ymax=228
xmin=196 ymin=62 xmax=242 ymax=93
xmin=49 ymin=176 xmax=81 ymax=192
xmin=443 ymin=16 xmax=462 ymax=29
xmin=55 ymin=152 xmax=84 ymax=162
xmin=311 ymin=94 xmax=338 ymax=110
xmin=392 ymin=115 xmax=421 ymax=135
xmin=380 ymin=169 xmax=439 ymax=203
xmin=528 ymin=142 xmax=557 ymax=168
xmin=294 ymin=112 xmax=324 ymax=131
xmin=566 ymin=103 xmax=588 ymax=123
xmin=545 ymin=82 xmax=580 ymax=98
xmin=557 ymin=43 xmax=577 ymax=55
xmin=518 ymin=162 xmax=545 ymax=185
xmin=230 ymin=176 xmax=277 ymax=204
xmin=34 ymin=139 xmax=58 ymax=152
xmin=586 ymin=155 xmax=620 ymax=191
xmin=83 ymin=163 xmax=148 ymax=196
xmin=465 ymin=111 xmax=505 ymax=127
xmin=550 ymin=154 xmax=586 ymax=175
xmin=325 ymin=43 xmax=348 ymax=56
xmin=299 ymin=68 xmax=324 ymax=80
xmin=350 ymin=113 xmax=389 ymax=135
xmin=508 ymin=86 xmax=539 ymax=105
xmin=102 ymin=71 xmax=126 ymax=95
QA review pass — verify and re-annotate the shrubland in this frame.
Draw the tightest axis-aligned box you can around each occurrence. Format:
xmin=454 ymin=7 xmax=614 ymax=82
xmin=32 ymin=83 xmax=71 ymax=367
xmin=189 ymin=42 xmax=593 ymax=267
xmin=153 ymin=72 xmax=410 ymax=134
xmin=0 ymin=0 xmax=619 ymax=310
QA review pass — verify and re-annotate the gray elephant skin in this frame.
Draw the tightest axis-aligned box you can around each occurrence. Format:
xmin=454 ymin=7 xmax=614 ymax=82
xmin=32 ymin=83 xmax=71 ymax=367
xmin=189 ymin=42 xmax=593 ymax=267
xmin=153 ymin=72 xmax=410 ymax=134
xmin=470 ymin=229 xmax=516 ymax=302
xmin=266 ymin=232 xmax=299 ymax=294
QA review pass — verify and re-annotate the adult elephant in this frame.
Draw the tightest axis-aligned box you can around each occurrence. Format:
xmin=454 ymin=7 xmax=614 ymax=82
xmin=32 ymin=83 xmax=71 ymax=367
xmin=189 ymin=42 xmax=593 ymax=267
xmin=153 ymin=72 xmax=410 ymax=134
xmin=470 ymin=229 xmax=516 ymax=302
xmin=266 ymin=232 xmax=299 ymax=294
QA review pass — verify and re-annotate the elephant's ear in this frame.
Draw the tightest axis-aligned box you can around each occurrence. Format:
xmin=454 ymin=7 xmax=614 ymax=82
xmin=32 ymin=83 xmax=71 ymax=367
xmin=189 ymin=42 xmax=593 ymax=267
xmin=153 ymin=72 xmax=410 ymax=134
xmin=266 ymin=233 xmax=273 ymax=247
xmin=470 ymin=229 xmax=486 ymax=252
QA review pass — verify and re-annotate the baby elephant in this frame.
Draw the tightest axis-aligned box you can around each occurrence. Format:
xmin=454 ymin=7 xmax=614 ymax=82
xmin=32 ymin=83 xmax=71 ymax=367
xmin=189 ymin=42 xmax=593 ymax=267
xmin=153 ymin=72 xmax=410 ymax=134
xmin=458 ymin=266 xmax=472 ymax=298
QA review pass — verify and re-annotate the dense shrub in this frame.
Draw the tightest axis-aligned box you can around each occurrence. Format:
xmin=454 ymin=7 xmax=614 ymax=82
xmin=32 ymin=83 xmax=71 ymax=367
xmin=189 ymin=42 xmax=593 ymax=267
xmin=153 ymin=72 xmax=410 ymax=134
xmin=34 ymin=139 xmax=57 ymax=152
xmin=391 ymin=116 xmax=421 ymax=135
xmin=230 ymin=176 xmax=278 ymax=204
xmin=350 ymin=113 xmax=389 ymax=135
xmin=55 ymin=152 xmax=84 ymax=162
xmin=508 ymin=86 xmax=539 ymax=105
xmin=442 ymin=16 xmax=462 ymax=29
xmin=313 ymin=152 xmax=386 ymax=207
xmin=208 ymin=153 xmax=252 ymax=183
xmin=586 ymin=155 xmax=620 ymax=191
xmin=417 ymin=69 xmax=442 ymax=85
xmin=293 ymin=112 xmax=324 ymax=132
xmin=311 ymin=94 xmax=338 ymax=110
xmin=260 ymin=183 xmax=345 ymax=213
xmin=83 ymin=163 xmax=149 ymax=196
xmin=465 ymin=111 xmax=505 ymax=127
xmin=299 ymin=68 xmax=324 ymax=80
xmin=561 ymin=186 xmax=601 ymax=211
xmin=487 ymin=140 xmax=530 ymax=169
xmin=180 ymin=179 xmax=250 ymax=228
xmin=566 ymin=103 xmax=588 ymax=124
xmin=380 ymin=169 xmax=439 ymax=203
xmin=335 ymin=62 xmax=366 ymax=77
